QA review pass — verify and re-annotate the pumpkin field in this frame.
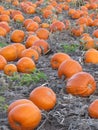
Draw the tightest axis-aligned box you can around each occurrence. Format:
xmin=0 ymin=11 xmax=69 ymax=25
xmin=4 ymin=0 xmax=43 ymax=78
xmin=0 ymin=0 xmax=98 ymax=129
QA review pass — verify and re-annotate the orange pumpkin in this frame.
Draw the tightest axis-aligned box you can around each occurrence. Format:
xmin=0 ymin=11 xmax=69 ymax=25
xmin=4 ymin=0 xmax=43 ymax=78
xmin=21 ymin=48 xmax=39 ymax=62
xmin=16 ymin=57 xmax=36 ymax=73
xmin=71 ymin=25 xmax=84 ymax=37
xmin=25 ymin=35 xmax=39 ymax=48
xmin=4 ymin=64 xmax=17 ymax=76
xmin=0 ymin=45 xmax=17 ymax=61
xmin=0 ymin=55 xmax=7 ymax=70
xmin=8 ymin=103 xmax=41 ymax=130
xmin=88 ymin=99 xmax=98 ymax=118
xmin=66 ymin=72 xmax=96 ymax=96
xmin=33 ymin=16 xmax=41 ymax=23
xmin=84 ymin=48 xmax=98 ymax=64
xmin=36 ymin=28 xmax=49 ymax=40
xmin=0 ymin=14 xmax=10 ymax=22
xmin=50 ymin=52 xmax=71 ymax=69
xmin=26 ymin=21 xmax=39 ymax=32
xmin=23 ymin=18 xmax=33 ymax=27
xmin=13 ymin=14 xmax=24 ymax=22
xmin=58 ymin=59 xmax=82 ymax=79
xmin=50 ymin=21 xmax=65 ymax=32
xmin=29 ymin=86 xmax=56 ymax=111
xmin=10 ymin=30 xmax=25 ymax=43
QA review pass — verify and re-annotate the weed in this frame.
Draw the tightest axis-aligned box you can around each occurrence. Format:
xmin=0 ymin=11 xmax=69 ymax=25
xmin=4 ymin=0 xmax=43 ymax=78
xmin=0 ymin=96 xmax=8 ymax=111
xmin=61 ymin=43 xmax=79 ymax=53
xmin=7 ymin=69 xmax=47 ymax=86
xmin=0 ymin=42 xmax=7 ymax=48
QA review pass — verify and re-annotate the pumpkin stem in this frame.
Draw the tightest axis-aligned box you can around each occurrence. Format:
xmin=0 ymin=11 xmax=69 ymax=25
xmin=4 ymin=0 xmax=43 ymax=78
xmin=88 ymin=84 xmax=92 ymax=89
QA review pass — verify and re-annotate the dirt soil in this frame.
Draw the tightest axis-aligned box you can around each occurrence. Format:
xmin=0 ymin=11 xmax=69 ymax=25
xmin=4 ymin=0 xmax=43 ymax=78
xmin=0 ymin=0 xmax=98 ymax=130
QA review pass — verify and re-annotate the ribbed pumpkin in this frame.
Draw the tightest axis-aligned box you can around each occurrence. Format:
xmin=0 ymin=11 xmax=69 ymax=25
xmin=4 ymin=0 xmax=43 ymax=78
xmin=66 ymin=72 xmax=96 ymax=97
xmin=58 ymin=59 xmax=82 ymax=79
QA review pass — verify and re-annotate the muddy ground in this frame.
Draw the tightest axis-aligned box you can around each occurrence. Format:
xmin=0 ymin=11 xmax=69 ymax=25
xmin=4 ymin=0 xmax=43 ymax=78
xmin=0 ymin=0 xmax=98 ymax=130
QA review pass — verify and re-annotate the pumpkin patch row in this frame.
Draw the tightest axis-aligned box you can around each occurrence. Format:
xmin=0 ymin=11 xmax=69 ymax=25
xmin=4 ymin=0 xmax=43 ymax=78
xmin=8 ymin=86 xmax=57 ymax=130
xmin=0 ymin=0 xmax=98 ymax=129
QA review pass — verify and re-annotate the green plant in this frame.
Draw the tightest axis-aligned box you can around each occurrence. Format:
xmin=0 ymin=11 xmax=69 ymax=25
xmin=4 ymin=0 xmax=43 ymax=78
xmin=7 ymin=69 xmax=47 ymax=86
xmin=61 ymin=43 xmax=79 ymax=53
xmin=0 ymin=96 xmax=8 ymax=111
xmin=0 ymin=42 xmax=7 ymax=47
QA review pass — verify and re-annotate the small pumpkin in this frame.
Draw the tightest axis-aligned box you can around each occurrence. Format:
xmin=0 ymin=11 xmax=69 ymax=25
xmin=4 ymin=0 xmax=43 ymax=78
xmin=4 ymin=64 xmax=17 ymax=76
xmin=8 ymin=103 xmax=41 ymax=130
xmin=23 ymin=18 xmax=33 ymax=27
xmin=29 ymin=86 xmax=56 ymax=111
xmin=10 ymin=30 xmax=25 ymax=43
xmin=33 ymin=16 xmax=41 ymax=23
xmin=50 ymin=21 xmax=65 ymax=32
xmin=66 ymin=72 xmax=96 ymax=97
xmin=58 ymin=59 xmax=82 ymax=79
xmin=26 ymin=21 xmax=39 ymax=32
xmin=88 ymin=99 xmax=98 ymax=118
xmin=84 ymin=48 xmax=98 ymax=64
xmin=13 ymin=14 xmax=24 ymax=22
xmin=71 ymin=25 xmax=84 ymax=37
xmin=50 ymin=52 xmax=71 ymax=69
xmin=16 ymin=57 xmax=36 ymax=73
xmin=36 ymin=28 xmax=49 ymax=40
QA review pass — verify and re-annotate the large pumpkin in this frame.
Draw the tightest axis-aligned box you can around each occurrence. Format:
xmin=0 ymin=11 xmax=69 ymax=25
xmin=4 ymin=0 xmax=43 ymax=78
xmin=29 ymin=86 xmax=56 ymax=111
xmin=8 ymin=103 xmax=41 ymax=130
xmin=66 ymin=72 xmax=96 ymax=97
